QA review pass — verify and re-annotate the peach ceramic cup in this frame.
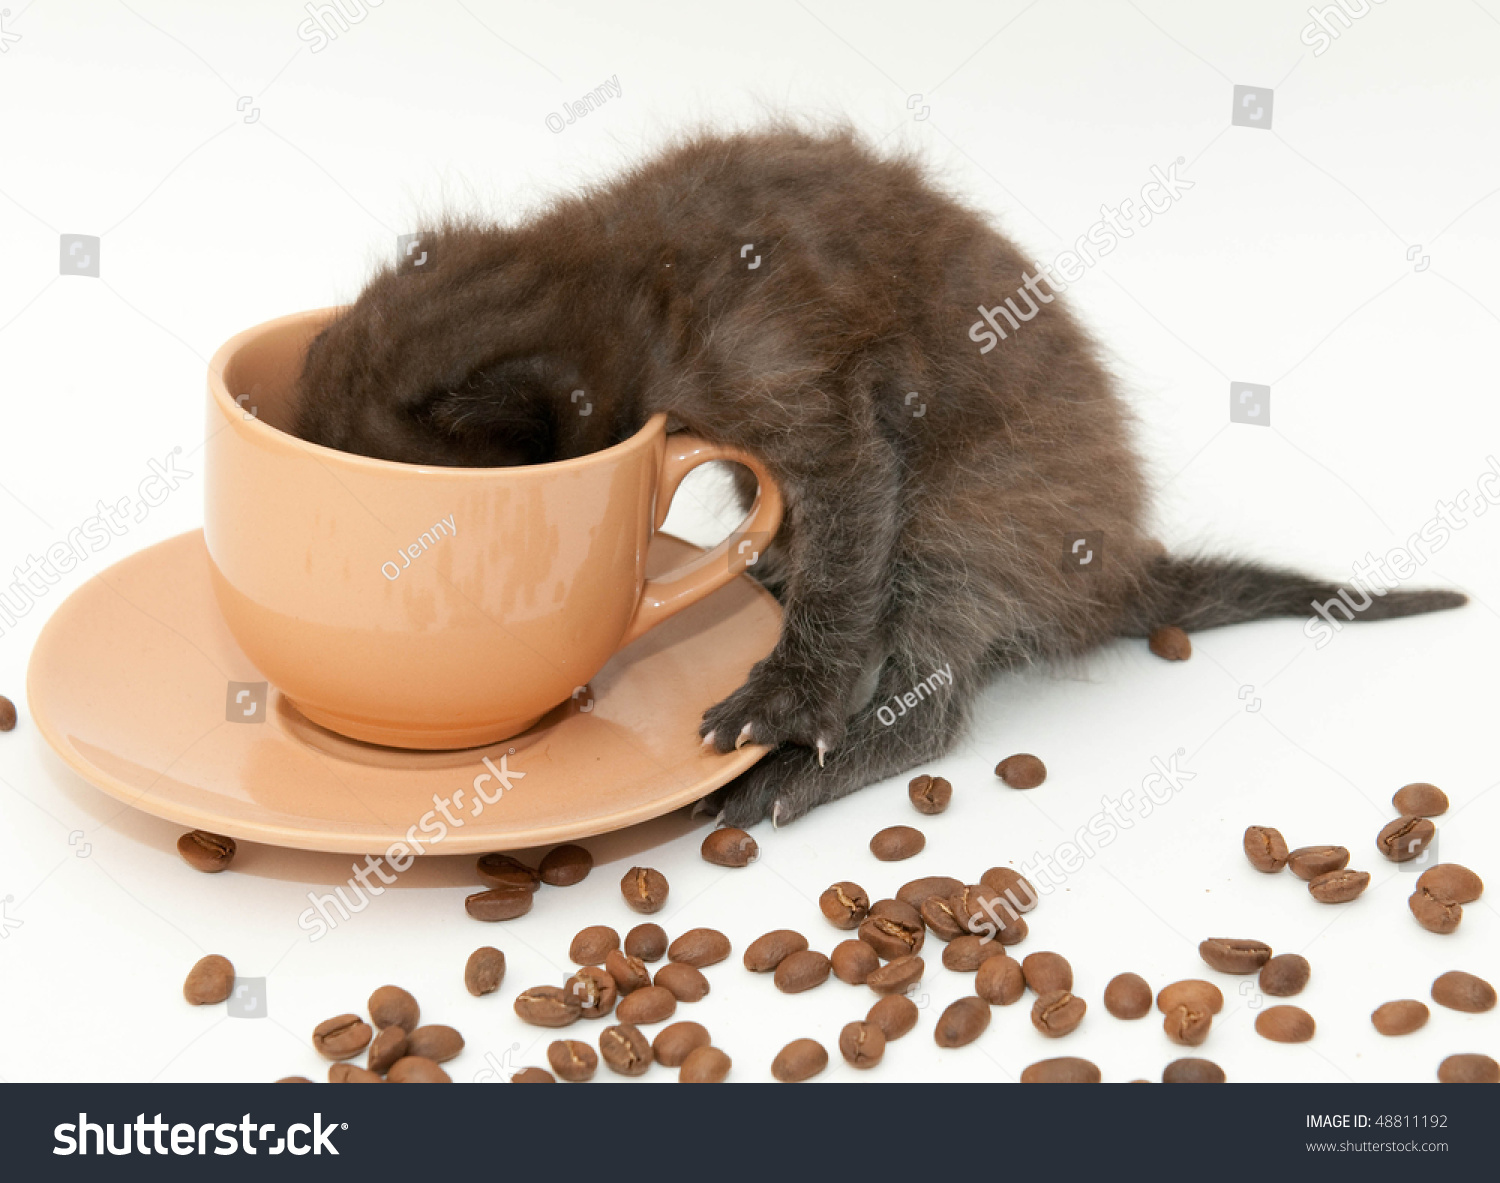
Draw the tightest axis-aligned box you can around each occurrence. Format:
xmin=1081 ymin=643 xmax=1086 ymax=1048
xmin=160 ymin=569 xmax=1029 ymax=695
xmin=204 ymin=308 xmax=782 ymax=750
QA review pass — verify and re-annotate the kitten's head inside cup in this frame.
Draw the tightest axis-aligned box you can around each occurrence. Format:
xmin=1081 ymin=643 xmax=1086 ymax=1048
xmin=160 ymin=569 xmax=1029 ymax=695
xmin=204 ymin=308 xmax=782 ymax=750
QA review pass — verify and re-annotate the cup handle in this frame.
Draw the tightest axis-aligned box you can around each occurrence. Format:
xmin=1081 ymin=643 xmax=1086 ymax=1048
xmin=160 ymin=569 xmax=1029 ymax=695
xmin=619 ymin=433 xmax=784 ymax=647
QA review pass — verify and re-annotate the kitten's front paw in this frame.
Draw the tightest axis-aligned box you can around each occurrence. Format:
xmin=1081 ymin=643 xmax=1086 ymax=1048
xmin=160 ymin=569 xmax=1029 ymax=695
xmin=699 ymin=658 xmax=847 ymax=758
xmin=712 ymin=746 xmax=832 ymax=828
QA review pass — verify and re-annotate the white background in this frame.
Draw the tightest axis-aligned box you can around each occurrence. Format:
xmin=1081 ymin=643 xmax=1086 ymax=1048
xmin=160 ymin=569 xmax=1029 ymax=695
xmin=0 ymin=0 xmax=1497 ymax=1085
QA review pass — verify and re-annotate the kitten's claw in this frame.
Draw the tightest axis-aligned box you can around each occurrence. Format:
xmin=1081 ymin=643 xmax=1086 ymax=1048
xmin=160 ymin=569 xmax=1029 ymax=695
xmin=735 ymin=722 xmax=754 ymax=749
xmin=700 ymin=730 xmax=716 ymax=749
xmin=815 ymin=738 xmax=830 ymax=767
xmin=771 ymin=798 xmax=791 ymax=828
xmin=690 ymin=796 xmax=717 ymax=819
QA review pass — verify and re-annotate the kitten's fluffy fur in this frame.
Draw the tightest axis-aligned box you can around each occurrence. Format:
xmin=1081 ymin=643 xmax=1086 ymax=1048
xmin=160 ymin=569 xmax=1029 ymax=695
xmin=294 ymin=127 xmax=1464 ymax=826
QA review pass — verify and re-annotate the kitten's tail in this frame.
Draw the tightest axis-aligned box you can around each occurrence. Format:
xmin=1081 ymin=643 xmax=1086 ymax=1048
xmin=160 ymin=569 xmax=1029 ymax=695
xmin=1119 ymin=554 xmax=1467 ymax=636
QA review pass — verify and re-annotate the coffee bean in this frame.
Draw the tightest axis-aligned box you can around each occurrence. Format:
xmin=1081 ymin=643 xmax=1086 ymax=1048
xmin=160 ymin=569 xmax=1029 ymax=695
xmin=1157 ymin=979 xmax=1223 ymax=1016
xmin=465 ymin=887 xmax=534 ymax=921
xmin=624 ymin=923 xmax=668 ymax=962
xmin=475 ymin=853 xmax=540 ymax=892
xmin=1431 ymin=970 xmax=1496 ymax=1013
xmin=387 ymin=1056 xmax=450 ymax=1083
xmin=1198 ymin=938 xmax=1272 ymax=975
xmin=870 ymin=824 xmax=926 ymax=861
xmin=936 ymin=996 xmax=992 ymax=1047
xmin=1162 ymin=1058 xmax=1225 ymax=1084
xmin=652 ymin=1020 xmax=710 ymax=1067
xmin=177 ymin=830 xmax=236 ymax=873
xmin=599 ymin=1024 xmax=653 ymax=1076
xmin=1031 ymin=990 xmax=1085 ymax=1038
xmin=654 ymin=962 xmax=710 ymax=1002
xmin=368 ymin=985 xmax=420 ymax=1032
xmin=1022 ymin=1056 xmax=1102 ymax=1083
xmin=329 ymin=1063 xmax=383 ymax=1084
xmin=1103 ymin=972 xmax=1152 ymax=1019
xmin=1163 ymin=1005 xmax=1212 ymax=1047
xmin=616 ymin=984 xmax=677 ymax=1025
xmin=701 ymin=826 xmax=758 ymax=867
xmin=831 ymin=938 xmax=881 ymax=984
xmin=839 ymin=1020 xmax=886 ymax=1068
xmin=406 ymin=1025 xmax=463 ymax=1063
xmin=275 ymin=1077 xmax=312 ymax=1084
xmin=908 ymin=774 xmax=952 ymax=815
xmin=743 ymin=929 xmax=808 ymax=972
xmin=1438 ymin=1054 xmax=1500 ymax=1084
xmin=367 ymin=1026 xmax=407 ymax=1074
xmin=183 ymin=954 xmax=234 ymax=1005
xmin=995 ymin=752 xmax=1046 ymax=789
xmin=1243 ymin=825 xmax=1289 ymax=873
xmin=514 ymin=985 xmax=583 ymax=1027
xmin=897 ymin=875 xmax=964 ymax=910
xmin=0 ymin=695 xmax=15 ymax=731
xmin=570 ymin=925 xmax=620 ymax=965
xmin=547 ymin=1039 xmax=597 ymax=1081
xmin=1287 ymin=846 xmax=1351 ymax=881
xmin=668 ymin=927 xmax=731 ymax=967
xmin=567 ymin=966 xmax=617 ymax=1019
xmin=951 ymin=883 xmax=1027 ymax=945
xmin=919 ymin=894 xmax=967 ymax=941
xmin=774 ymin=949 xmax=832 ymax=994
xmin=867 ymin=994 xmax=919 ymax=1041
xmin=1409 ymin=888 xmax=1462 ymax=934
xmin=942 ymin=935 xmax=1008 ymax=973
xmin=464 ymin=946 xmax=506 ymax=996
xmin=978 ymin=866 xmax=1038 ymax=913
xmin=1309 ymin=868 xmax=1370 ymax=903
xmin=680 ymin=1045 xmax=732 ymax=1083
xmin=538 ymin=843 xmax=592 ymax=886
xmin=620 ymin=866 xmax=669 ymax=913
xmin=1255 ymin=1005 xmax=1315 ymax=1042
xmin=1258 ymin=954 xmax=1310 ymax=997
xmin=1393 ymin=781 xmax=1449 ymax=817
xmin=1148 ymin=625 xmax=1192 ymax=661
xmin=819 ymin=881 xmax=871 ymax=929
xmin=604 ymin=949 xmax=652 ymax=994
xmin=511 ymin=1067 xmax=556 ymax=1083
xmin=1022 ymin=951 xmax=1073 ymax=994
xmin=1371 ymin=999 xmax=1429 ymax=1036
xmin=1377 ymin=815 xmax=1436 ymax=863
xmin=866 ymin=954 xmax=924 ymax=996
xmin=772 ymin=1038 xmax=827 ymax=1082
xmin=1417 ymin=863 xmax=1484 ymax=904
xmin=975 ymin=954 xmax=1026 ymax=1006
xmin=313 ymin=1014 xmax=373 ymax=1060
xmin=859 ymin=900 xmax=926 ymax=959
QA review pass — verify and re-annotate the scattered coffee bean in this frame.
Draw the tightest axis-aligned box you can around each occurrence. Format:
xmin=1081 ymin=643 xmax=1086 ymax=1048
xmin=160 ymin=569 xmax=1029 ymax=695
xmin=1157 ymin=979 xmax=1224 ymax=1015
xmin=700 ymin=827 xmax=758 ymax=867
xmin=407 ymin=1025 xmax=463 ymax=1063
xmin=538 ymin=844 xmax=592 ymax=886
xmin=367 ymin=1026 xmax=407 ymax=1074
xmin=1022 ymin=1056 xmax=1102 ymax=1083
xmin=552 ymin=1031 xmax=597 ymax=1079
xmin=1393 ymin=782 xmax=1448 ymax=817
xmin=898 ymin=875 xmax=964 ymax=910
xmin=368 ymin=985 xmax=420 ymax=1032
xmin=387 ymin=1056 xmax=450 ymax=1083
xmin=859 ymin=900 xmax=926 ymax=959
xmin=177 ymin=830 xmax=236 ymax=873
xmin=774 ymin=949 xmax=832 ymax=994
xmin=979 ymin=865 xmax=1037 ymax=910
xmin=870 ymin=825 xmax=926 ymax=861
xmin=1438 ymin=1054 xmax=1500 ymax=1084
xmin=599 ymin=1024 xmax=653 ymax=1076
xmin=1431 ymin=970 xmax=1496 ymax=1013
xmin=1199 ymin=938 xmax=1272 ymax=975
xmin=943 ymin=935 xmax=1008 ymax=972
xmin=0 ymin=694 xmax=15 ymax=731
xmin=975 ymin=954 xmax=1026 ymax=1006
xmin=908 ymin=774 xmax=952 ymax=815
xmin=604 ymin=949 xmax=652 ymax=994
xmin=625 ymin=923 xmax=668 ymax=962
xmin=1162 ymin=1058 xmax=1225 ymax=1084
xmin=936 ymin=996 xmax=992 ymax=1047
xmin=1022 ymin=951 xmax=1073 ymax=994
xmin=839 ymin=1020 xmax=886 ymax=1068
xmin=919 ymin=894 xmax=966 ymax=941
xmin=464 ymin=946 xmax=506 ymax=997
xmin=1258 ymin=954 xmax=1310 ymax=997
xmin=1031 ymin=990 xmax=1085 ymax=1038
xmin=475 ymin=853 xmax=540 ymax=891
xmin=668 ymin=927 xmax=731 ymax=967
xmin=1377 ymin=815 xmax=1436 ymax=863
xmin=570 ymin=925 xmax=620 ymax=965
xmin=514 ymin=985 xmax=583 ymax=1027
xmin=313 ymin=1014 xmax=373 ymax=1061
xmin=655 ymin=962 xmax=710 ymax=1002
xmin=1103 ymin=972 xmax=1152 ymax=1019
xmin=867 ymin=994 xmax=920 ymax=1041
xmin=772 ymin=1038 xmax=827 ymax=1082
xmin=1371 ymin=999 xmax=1429 ymax=1036
xmin=276 ymin=1076 xmax=312 ymax=1085
xmin=329 ymin=1063 xmax=383 ymax=1084
xmin=831 ymin=939 xmax=881 ymax=984
xmin=1418 ymin=863 xmax=1484 ymax=904
xmin=744 ymin=929 xmax=809 ymax=972
xmin=1148 ymin=625 xmax=1192 ymax=661
xmin=619 ymin=866 xmax=669 ymax=913
xmin=1163 ymin=1005 xmax=1212 ymax=1047
xmin=465 ymin=887 xmax=534 ymax=921
xmin=183 ymin=954 xmax=234 ymax=1006
xmin=652 ymin=1021 xmax=710 ymax=1068
xmin=511 ymin=1067 xmax=556 ymax=1083
xmin=1243 ymin=826 xmax=1290 ymax=873
xmin=1409 ymin=887 xmax=1462 ymax=934
xmin=866 ymin=954 xmax=924 ymax=996
xmin=616 ymin=984 xmax=677 ymax=1025
xmin=819 ymin=881 xmax=871 ymax=929
xmin=995 ymin=752 xmax=1046 ymax=789
xmin=1255 ymin=1005 xmax=1315 ymax=1042
xmin=1287 ymin=846 xmax=1351 ymax=881
xmin=567 ymin=966 xmax=617 ymax=1019
xmin=1309 ymin=868 xmax=1370 ymax=903
xmin=680 ymin=1045 xmax=732 ymax=1083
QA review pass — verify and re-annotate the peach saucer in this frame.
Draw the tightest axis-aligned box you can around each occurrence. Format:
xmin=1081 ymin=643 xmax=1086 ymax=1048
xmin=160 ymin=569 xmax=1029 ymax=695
xmin=27 ymin=530 xmax=780 ymax=854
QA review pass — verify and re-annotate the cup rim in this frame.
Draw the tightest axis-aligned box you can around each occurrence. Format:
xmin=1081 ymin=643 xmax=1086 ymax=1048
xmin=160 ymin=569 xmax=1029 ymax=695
xmin=207 ymin=306 xmax=667 ymax=478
